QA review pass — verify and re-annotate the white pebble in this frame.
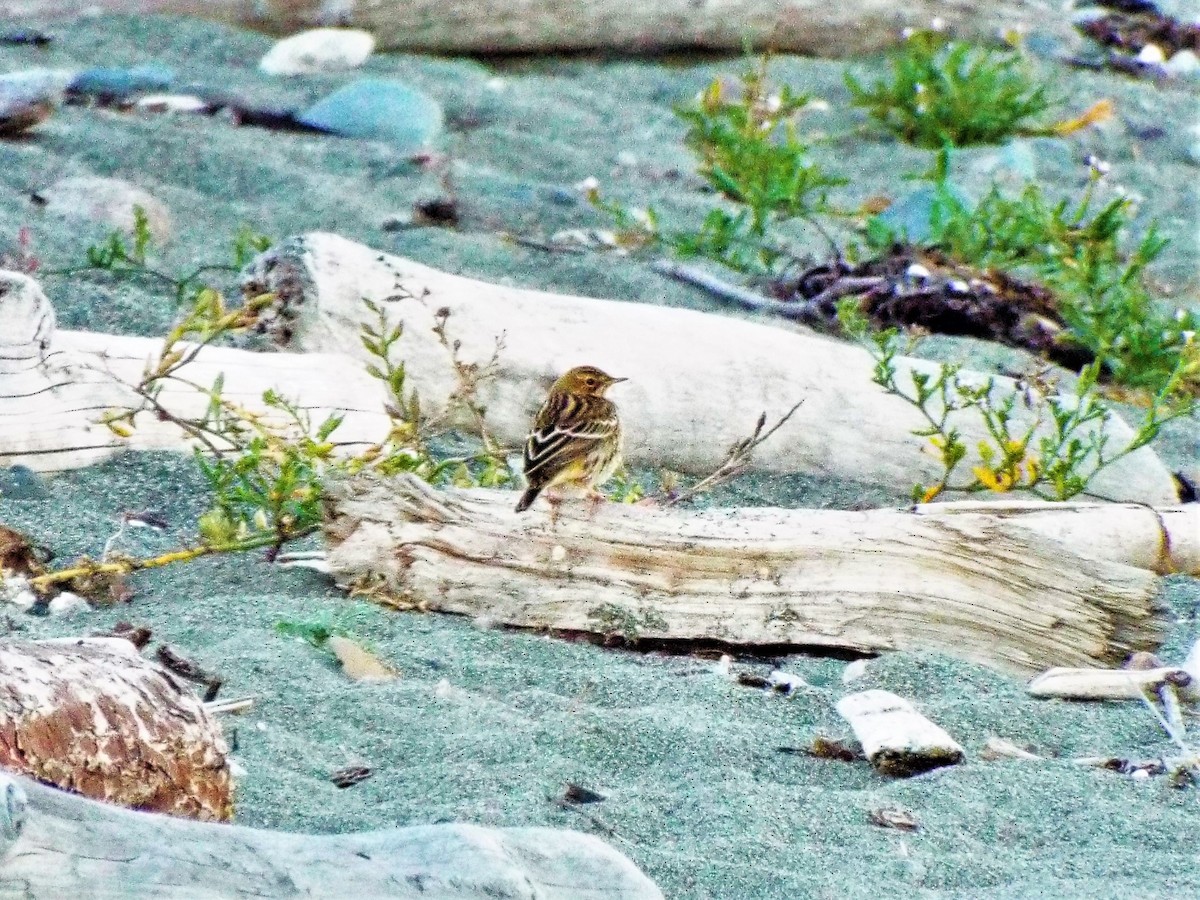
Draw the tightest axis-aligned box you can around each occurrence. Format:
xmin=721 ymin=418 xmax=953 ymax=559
xmin=1165 ymin=49 xmax=1200 ymax=77
xmin=906 ymin=263 xmax=932 ymax=281
xmin=259 ymin=28 xmax=375 ymax=76
xmin=47 ymin=592 xmax=90 ymax=617
xmin=1137 ymin=44 xmax=1166 ymax=65
xmin=767 ymin=670 xmax=809 ymax=693
xmin=255 ymin=721 xmax=268 ymax=732
xmin=550 ymin=545 xmax=567 ymax=562
xmin=484 ymin=77 xmax=507 ymax=92
xmin=1131 ymin=768 xmax=1151 ymax=781
xmin=842 ymin=658 xmax=871 ymax=683
xmin=135 ymin=94 xmax=211 ymax=114
xmin=714 ymin=654 xmax=734 ymax=677
xmin=434 ymin=678 xmax=454 ymax=698
xmin=615 ymin=151 xmax=638 ymax=168
xmin=228 ymin=759 xmax=248 ymax=778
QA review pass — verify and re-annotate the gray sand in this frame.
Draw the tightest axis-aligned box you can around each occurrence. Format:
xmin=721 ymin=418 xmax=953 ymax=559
xmin=2 ymin=15 xmax=1200 ymax=899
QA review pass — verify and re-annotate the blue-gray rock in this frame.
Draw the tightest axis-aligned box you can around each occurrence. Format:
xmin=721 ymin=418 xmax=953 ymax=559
xmin=876 ymin=182 xmax=974 ymax=244
xmin=0 ymin=68 xmax=74 ymax=135
xmin=298 ymin=79 xmax=443 ymax=151
xmin=68 ymin=63 xmax=174 ymax=98
xmin=0 ymin=466 xmax=47 ymax=501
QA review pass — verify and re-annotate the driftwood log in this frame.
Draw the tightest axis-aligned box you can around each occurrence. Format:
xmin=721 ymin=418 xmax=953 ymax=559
xmin=320 ymin=474 xmax=1194 ymax=676
xmin=241 ymin=234 xmax=1177 ymax=505
xmin=2 ymin=257 xmax=1176 ymax=504
xmin=0 ymin=770 xmax=663 ymax=899
xmin=0 ymin=638 xmax=232 ymax=821
xmin=2 ymin=0 xmax=1079 ymax=58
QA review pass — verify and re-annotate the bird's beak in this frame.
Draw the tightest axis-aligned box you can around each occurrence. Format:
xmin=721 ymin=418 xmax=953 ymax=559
xmin=610 ymin=377 xmax=629 ymax=384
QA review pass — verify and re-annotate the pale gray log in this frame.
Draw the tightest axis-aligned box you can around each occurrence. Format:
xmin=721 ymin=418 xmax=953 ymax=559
xmin=240 ymin=234 xmax=1178 ymax=505
xmin=320 ymin=473 xmax=1172 ymax=675
xmin=0 ymin=770 xmax=663 ymax=899
xmin=0 ymin=0 xmax=1078 ymax=58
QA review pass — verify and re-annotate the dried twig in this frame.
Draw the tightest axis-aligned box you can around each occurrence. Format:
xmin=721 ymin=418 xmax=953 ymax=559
xmin=651 ymin=259 xmax=804 ymax=318
xmin=665 ymin=399 xmax=804 ymax=506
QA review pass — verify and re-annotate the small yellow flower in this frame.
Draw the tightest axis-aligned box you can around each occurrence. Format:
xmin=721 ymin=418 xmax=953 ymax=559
xmin=920 ymin=484 xmax=943 ymax=503
xmin=973 ymin=467 xmax=1015 ymax=492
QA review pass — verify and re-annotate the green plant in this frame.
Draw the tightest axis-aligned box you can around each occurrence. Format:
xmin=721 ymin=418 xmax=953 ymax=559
xmin=593 ymin=56 xmax=843 ymax=275
xmin=866 ymin=152 xmax=1198 ymax=396
xmin=838 ymin=298 xmax=1197 ymax=502
xmin=45 ymin=205 xmax=272 ymax=307
xmin=30 ymin=225 xmax=515 ymax=596
xmin=845 ymin=30 xmax=1056 ymax=148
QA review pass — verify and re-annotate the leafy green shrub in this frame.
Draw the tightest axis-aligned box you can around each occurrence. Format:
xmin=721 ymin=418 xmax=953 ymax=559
xmin=845 ymin=31 xmax=1056 ymax=148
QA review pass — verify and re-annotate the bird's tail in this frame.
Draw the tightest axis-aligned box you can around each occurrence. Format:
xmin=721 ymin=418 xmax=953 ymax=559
xmin=514 ymin=487 xmax=540 ymax=512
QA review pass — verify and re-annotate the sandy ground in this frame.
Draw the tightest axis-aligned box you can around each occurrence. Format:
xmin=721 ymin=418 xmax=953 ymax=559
xmin=2 ymin=14 xmax=1200 ymax=898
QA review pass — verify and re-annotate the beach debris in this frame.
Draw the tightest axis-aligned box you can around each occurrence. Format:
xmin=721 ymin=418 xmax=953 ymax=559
xmin=836 ymin=690 xmax=965 ymax=777
xmin=979 ymin=736 xmax=1042 ymax=761
xmin=735 ymin=668 xmax=810 ymax=694
xmin=1026 ymin=663 xmax=1194 ymax=701
xmin=0 ymin=576 xmax=37 ymax=612
xmin=37 ymin=176 xmax=172 ymax=244
xmin=156 ymin=644 xmax=224 ymax=701
xmin=868 ymin=806 xmax=920 ymax=831
xmin=0 ymin=638 xmax=232 ymax=820
xmin=329 ymin=764 xmax=373 ymax=788
xmin=0 ymin=525 xmax=43 ymax=578
xmin=327 ymin=635 xmax=398 ymax=682
xmin=297 ymin=78 xmax=444 ymax=151
xmin=46 ymin=591 xmax=90 ymax=617
xmin=260 ymin=28 xmax=376 ymax=76
xmin=801 ymin=735 xmax=863 ymax=762
xmin=0 ymin=69 xmax=73 ymax=136
xmin=1073 ymin=1 xmax=1200 ymax=79
xmin=92 ymin=621 xmax=153 ymax=649
xmin=842 ymin=659 xmax=871 ymax=684
xmin=562 ymin=782 xmax=606 ymax=804
xmin=0 ymin=29 xmax=53 ymax=46
xmin=203 ymin=696 xmax=255 ymax=716
xmin=134 ymin=94 xmax=218 ymax=115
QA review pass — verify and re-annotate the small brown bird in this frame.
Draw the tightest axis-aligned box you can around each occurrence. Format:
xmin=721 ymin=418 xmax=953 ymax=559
xmin=515 ymin=365 xmax=626 ymax=514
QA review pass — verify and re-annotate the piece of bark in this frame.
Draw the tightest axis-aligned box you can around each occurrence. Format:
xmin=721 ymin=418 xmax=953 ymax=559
xmin=326 ymin=635 xmax=398 ymax=682
xmin=321 ymin=474 xmax=1171 ymax=676
xmin=0 ymin=0 xmax=1080 ymax=58
xmin=0 ymin=771 xmax=663 ymax=899
xmin=1026 ymin=666 xmax=1194 ymax=701
xmin=836 ymin=689 xmax=964 ymax=777
xmin=240 ymin=233 xmax=1177 ymax=505
xmin=0 ymin=638 xmax=232 ymax=821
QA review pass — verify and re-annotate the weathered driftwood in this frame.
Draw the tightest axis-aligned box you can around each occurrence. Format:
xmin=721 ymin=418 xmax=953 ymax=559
xmin=321 ymin=474 xmax=1179 ymax=676
xmin=836 ymin=690 xmax=964 ymax=777
xmin=2 ymin=0 xmax=1078 ymax=58
xmin=0 ymin=270 xmax=389 ymax=472
xmin=0 ymin=637 xmax=232 ymax=821
xmin=0 ymin=770 xmax=663 ymax=900
xmin=241 ymin=234 xmax=1177 ymax=505
xmin=1026 ymin=666 xmax=1194 ymax=701
xmin=0 ymin=243 xmax=1180 ymax=503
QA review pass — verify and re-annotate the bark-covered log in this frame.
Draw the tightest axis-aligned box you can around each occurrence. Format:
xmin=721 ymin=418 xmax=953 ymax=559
xmin=241 ymin=234 xmax=1178 ymax=505
xmin=0 ymin=638 xmax=232 ymax=821
xmin=320 ymin=474 xmax=1179 ymax=676
xmin=0 ymin=770 xmax=663 ymax=899
xmin=0 ymin=0 xmax=1079 ymax=58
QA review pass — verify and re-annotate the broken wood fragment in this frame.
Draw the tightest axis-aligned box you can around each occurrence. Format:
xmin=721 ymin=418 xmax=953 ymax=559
xmin=836 ymin=690 xmax=965 ymax=777
xmin=1027 ymin=666 xmax=1193 ymax=701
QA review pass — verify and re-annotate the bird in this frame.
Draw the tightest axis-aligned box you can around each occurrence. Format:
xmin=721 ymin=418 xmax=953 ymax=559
xmin=515 ymin=365 xmax=626 ymax=515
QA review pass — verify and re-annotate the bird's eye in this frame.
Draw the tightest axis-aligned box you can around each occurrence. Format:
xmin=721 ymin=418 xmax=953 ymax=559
xmin=585 ymin=377 xmax=597 ymax=386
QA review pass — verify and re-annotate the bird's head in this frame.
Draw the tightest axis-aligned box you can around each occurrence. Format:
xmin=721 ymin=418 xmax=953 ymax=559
xmin=551 ymin=365 xmax=627 ymax=396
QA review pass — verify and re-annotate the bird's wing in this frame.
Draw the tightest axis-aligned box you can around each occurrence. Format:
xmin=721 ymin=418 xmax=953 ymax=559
xmin=523 ymin=394 xmax=619 ymax=483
